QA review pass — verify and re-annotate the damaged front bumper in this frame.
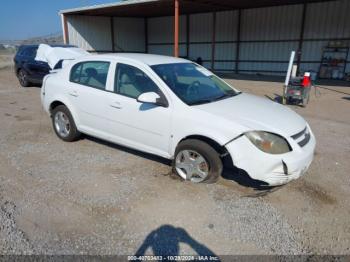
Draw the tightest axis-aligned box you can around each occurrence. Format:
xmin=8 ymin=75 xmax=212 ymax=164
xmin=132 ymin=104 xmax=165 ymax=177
xmin=225 ymin=129 xmax=316 ymax=186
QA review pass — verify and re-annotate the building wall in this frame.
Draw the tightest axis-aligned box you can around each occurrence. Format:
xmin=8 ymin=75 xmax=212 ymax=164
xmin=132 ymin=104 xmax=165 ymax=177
xmin=147 ymin=0 xmax=350 ymax=76
xmin=147 ymin=15 xmax=187 ymax=57
xmin=214 ymin=10 xmax=238 ymax=71
xmin=67 ymin=15 xmax=112 ymax=51
xmin=189 ymin=13 xmax=213 ymax=68
xmin=113 ymin=17 xmax=145 ymax=52
xmin=67 ymin=15 xmax=146 ymax=52
xmin=299 ymin=0 xmax=350 ymax=74
xmin=239 ymin=4 xmax=302 ymax=75
xmin=66 ymin=0 xmax=350 ymax=76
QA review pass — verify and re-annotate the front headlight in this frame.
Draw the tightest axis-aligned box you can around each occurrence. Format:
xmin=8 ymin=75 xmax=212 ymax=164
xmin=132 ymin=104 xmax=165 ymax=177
xmin=245 ymin=131 xmax=291 ymax=154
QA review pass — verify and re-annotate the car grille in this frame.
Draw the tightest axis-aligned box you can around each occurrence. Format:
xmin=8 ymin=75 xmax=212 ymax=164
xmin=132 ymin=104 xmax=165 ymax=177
xmin=291 ymin=126 xmax=310 ymax=147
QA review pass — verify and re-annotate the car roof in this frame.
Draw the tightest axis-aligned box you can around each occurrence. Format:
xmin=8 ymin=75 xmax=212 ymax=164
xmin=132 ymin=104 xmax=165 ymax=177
xmin=19 ymin=44 xmax=39 ymax=48
xmin=90 ymin=53 xmax=190 ymax=66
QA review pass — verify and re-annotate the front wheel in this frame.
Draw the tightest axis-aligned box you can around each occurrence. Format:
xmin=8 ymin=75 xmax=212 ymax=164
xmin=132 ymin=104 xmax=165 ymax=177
xmin=173 ymin=139 xmax=223 ymax=183
xmin=52 ymin=105 xmax=81 ymax=142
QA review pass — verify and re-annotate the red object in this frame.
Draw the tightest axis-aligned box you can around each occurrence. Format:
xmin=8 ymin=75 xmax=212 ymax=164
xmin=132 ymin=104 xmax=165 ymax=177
xmin=302 ymin=75 xmax=311 ymax=87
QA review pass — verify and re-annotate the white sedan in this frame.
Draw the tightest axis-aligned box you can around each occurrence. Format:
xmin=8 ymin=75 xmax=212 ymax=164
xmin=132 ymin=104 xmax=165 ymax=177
xmin=41 ymin=53 xmax=316 ymax=186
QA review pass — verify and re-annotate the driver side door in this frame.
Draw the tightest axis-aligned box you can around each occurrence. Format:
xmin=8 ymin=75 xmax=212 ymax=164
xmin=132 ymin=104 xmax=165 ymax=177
xmin=104 ymin=62 xmax=172 ymax=158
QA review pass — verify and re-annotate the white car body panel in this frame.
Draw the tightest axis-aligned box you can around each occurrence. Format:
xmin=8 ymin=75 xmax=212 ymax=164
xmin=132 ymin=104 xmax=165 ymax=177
xmin=226 ymin=125 xmax=315 ymax=185
xmin=195 ymin=93 xmax=306 ymax=136
xmin=35 ymin=43 xmax=90 ymax=69
xmin=41 ymin=53 xmax=316 ymax=186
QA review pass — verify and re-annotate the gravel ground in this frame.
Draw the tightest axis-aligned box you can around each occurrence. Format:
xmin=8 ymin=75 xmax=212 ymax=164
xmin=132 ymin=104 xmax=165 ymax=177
xmin=0 ymin=67 xmax=349 ymax=256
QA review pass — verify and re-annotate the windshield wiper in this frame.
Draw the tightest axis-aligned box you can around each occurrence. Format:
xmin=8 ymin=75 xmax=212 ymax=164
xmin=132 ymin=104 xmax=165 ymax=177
xmin=211 ymin=94 xmax=229 ymax=101
xmin=210 ymin=92 xmax=239 ymax=102
xmin=189 ymin=92 xmax=241 ymax=106
xmin=188 ymin=99 xmax=213 ymax=105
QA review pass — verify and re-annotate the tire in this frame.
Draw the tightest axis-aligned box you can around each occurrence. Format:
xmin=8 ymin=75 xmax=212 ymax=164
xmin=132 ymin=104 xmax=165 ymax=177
xmin=51 ymin=105 xmax=81 ymax=142
xmin=282 ymin=96 xmax=287 ymax=105
xmin=301 ymin=93 xmax=310 ymax=107
xmin=17 ymin=69 xmax=30 ymax=87
xmin=173 ymin=139 xmax=223 ymax=184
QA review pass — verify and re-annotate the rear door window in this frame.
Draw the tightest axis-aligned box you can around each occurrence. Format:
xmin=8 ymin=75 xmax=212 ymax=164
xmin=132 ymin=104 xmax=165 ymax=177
xmin=70 ymin=61 xmax=110 ymax=90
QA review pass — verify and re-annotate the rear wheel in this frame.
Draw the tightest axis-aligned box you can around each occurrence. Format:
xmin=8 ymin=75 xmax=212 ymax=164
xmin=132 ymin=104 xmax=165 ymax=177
xmin=18 ymin=69 xmax=30 ymax=87
xmin=282 ymin=96 xmax=287 ymax=105
xmin=52 ymin=105 xmax=81 ymax=142
xmin=173 ymin=139 xmax=222 ymax=183
xmin=301 ymin=92 xmax=310 ymax=107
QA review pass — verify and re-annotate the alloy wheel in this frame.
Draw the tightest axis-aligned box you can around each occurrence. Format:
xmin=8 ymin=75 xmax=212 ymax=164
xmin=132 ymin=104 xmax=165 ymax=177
xmin=18 ymin=70 xmax=27 ymax=86
xmin=175 ymin=149 xmax=209 ymax=183
xmin=54 ymin=111 xmax=71 ymax=138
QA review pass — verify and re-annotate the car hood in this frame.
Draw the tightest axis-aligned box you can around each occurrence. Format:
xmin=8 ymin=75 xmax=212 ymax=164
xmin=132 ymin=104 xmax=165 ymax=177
xmin=194 ymin=93 xmax=306 ymax=137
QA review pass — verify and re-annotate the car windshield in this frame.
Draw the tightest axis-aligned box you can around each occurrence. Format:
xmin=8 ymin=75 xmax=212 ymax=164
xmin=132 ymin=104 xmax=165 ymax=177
xmin=151 ymin=63 xmax=240 ymax=105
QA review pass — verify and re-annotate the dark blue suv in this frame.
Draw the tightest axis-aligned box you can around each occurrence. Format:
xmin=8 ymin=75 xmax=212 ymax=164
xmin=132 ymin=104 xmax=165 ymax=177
xmin=14 ymin=44 xmax=75 ymax=87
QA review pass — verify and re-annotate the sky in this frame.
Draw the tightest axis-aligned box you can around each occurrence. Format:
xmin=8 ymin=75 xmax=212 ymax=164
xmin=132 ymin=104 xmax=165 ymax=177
xmin=0 ymin=0 xmax=119 ymax=40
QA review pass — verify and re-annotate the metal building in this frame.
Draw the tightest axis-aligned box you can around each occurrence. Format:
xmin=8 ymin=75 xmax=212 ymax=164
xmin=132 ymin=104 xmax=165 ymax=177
xmin=60 ymin=0 xmax=350 ymax=77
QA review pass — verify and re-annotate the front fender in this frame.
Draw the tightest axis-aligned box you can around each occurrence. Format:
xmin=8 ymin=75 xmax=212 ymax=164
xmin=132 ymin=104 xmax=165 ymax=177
xmin=169 ymin=106 xmax=249 ymax=157
xmin=170 ymin=129 xmax=237 ymax=158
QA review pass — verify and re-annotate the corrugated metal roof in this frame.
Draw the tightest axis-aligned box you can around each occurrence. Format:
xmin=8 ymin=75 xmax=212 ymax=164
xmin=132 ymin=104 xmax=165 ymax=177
xmin=60 ymin=0 xmax=335 ymax=17
xmin=60 ymin=0 xmax=158 ymax=15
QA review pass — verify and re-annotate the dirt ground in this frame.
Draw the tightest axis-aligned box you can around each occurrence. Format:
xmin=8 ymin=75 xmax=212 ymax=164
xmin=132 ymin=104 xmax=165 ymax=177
xmin=0 ymin=52 xmax=14 ymax=70
xmin=0 ymin=66 xmax=349 ymax=256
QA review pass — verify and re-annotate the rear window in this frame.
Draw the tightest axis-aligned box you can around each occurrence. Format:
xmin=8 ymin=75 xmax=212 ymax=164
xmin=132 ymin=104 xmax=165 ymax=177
xmin=70 ymin=61 xmax=110 ymax=90
xmin=20 ymin=47 xmax=37 ymax=58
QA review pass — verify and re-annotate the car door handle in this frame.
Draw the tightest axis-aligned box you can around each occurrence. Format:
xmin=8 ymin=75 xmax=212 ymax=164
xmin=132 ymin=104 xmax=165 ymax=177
xmin=69 ymin=91 xmax=78 ymax=97
xmin=110 ymin=102 xmax=122 ymax=109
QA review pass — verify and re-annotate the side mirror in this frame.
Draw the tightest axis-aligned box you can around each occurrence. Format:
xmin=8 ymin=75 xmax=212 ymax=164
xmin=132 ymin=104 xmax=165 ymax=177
xmin=137 ymin=92 xmax=168 ymax=107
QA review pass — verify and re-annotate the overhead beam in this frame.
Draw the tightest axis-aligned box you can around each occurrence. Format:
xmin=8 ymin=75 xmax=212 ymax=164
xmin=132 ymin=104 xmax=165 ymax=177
xmin=61 ymin=0 xmax=337 ymax=17
xmin=182 ymin=0 xmax=242 ymax=10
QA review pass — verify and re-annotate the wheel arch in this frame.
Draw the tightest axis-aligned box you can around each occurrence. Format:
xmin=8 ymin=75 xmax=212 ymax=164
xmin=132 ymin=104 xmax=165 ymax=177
xmin=17 ymin=65 xmax=30 ymax=75
xmin=175 ymin=135 xmax=234 ymax=168
xmin=48 ymin=99 xmax=81 ymax=128
xmin=50 ymin=100 xmax=66 ymax=113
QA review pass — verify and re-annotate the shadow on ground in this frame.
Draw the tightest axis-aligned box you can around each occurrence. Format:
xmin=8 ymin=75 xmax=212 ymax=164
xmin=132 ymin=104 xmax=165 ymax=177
xmin=221 ymin=166 xmax=277 ymax=192
xmin=316 ymin=85 xmax=350 ymax=95
xmin=135 ymin=225 xmax=218 ymax=257
xmin=265 ymin=93 xmax=289 ymax=105
xmin=85 ymin=135 xmax=277 ymax=192
xmin=265 ymin=93 xmax=311 ymax=108
xmin=85 ymin=135 xmax=171 ymax=166
xmin=26 ymin=83 xmax=42 ymax=88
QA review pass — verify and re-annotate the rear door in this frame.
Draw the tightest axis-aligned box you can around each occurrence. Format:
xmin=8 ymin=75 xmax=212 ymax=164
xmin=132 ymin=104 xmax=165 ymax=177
xmin=67 ymin=60 xmax=113 ymax=137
